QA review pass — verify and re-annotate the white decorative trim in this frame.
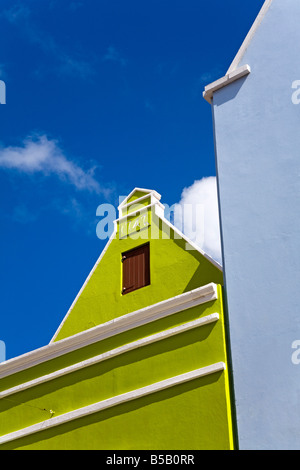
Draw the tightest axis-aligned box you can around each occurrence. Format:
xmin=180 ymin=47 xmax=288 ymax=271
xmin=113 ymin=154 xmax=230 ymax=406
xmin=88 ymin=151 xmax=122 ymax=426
xmin=0 ymin=314 xmax=219 ymax=399
xmin=0 ymin=362 xmax=225 ymax=445
xmin=161 ymin=216 xmax=222 ymax=271
xmin=203 ymin=64 xmax=251 ymax=103
xmin=0 ymin=283 xmax=219 ymax=379
xmin=226 ymin=0 xmax=273 ymax=74
xmin=116 ymin=201 xmax=165 ymax=224
xmin=50 ymin=191 xmax=222 ymax=343
xmin=117 ymin=202 xmax=222 ymax=272
xmin=119 ymin=191 xmax=161 ymax=214
xmin=203 ymin=0 xmax=273 ymax=103
xmin=118 ymin=188 xmax=161 ymax=210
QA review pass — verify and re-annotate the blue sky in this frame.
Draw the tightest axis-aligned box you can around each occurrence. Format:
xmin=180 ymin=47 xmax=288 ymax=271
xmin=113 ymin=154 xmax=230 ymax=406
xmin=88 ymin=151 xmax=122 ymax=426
xmin=0 ymin=0 xmax=264 ymax=360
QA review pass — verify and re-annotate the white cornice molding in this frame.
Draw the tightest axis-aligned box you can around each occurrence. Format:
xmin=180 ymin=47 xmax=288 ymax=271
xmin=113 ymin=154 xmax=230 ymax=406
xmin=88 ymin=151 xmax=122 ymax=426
xmin=0 ymin=283 xmax=218 ymax=380
xmin=118 ymin=188 xmax=161 ymax=210
xmin=0 ymin=362 xmax=225 ymax=446
xmin=203 ymin=64 xmax=251 ymax=103
xmin=226 ymin=0 xmax=273 ymax=74
xmin=116 ymin=201 xmax=165 ymax=224
xmin=118 ymin=190 xmax=161 ymax=211
xmin=0 ymin=314 xmax=219 ymax=399
xmin=203 ymin=0 xmax=273 ymax=104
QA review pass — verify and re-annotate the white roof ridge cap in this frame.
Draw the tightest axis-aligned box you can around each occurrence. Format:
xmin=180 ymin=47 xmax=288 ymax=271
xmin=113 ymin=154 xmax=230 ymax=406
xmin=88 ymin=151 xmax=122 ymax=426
xmin=226 ymin=0 xmax=273 ymax=74
xmin=118 ymin=188 xmax=161 ymax=209
xmin=203 ymin=64 xmax=251 ymax=103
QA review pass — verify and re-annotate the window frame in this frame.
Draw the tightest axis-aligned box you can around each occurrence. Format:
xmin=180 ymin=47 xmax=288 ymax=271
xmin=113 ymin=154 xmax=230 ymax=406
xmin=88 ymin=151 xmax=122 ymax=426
xmin=121 ymin=242 xmax=150 ymax=295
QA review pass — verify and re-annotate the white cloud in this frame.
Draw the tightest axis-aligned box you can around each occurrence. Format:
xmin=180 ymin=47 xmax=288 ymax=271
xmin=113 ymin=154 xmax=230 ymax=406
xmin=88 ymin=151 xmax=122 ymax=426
xmin=0 ymin=135 xmax=102 ymax=193
xmin=174 ymin=177 xmax=222 ymax=264
xmin=2 ymin=4 xmax=31 ymax=23
xmin=69 ymin=2 xmax=84 ymax=11
xmin=2 ymin=4 xmax=94 ymax=80
xmin=103 ymin=46 xmax=127 ymax=67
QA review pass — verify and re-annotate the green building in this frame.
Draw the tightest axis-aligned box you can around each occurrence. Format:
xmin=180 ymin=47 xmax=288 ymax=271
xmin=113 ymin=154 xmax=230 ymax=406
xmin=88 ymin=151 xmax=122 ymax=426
xmin=0 ymin=188 xmax=234 ymax=450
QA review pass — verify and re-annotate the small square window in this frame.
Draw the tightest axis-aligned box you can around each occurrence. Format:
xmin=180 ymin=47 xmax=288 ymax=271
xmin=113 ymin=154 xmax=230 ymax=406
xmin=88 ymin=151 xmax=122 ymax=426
xmin=122 ymin=243 xmax=150 ymax=294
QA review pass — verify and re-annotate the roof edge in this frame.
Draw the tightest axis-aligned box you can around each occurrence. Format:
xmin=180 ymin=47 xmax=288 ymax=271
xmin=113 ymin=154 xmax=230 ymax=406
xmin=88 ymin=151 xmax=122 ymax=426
xmin=0 ymin=283 xmax=219 ymax=379
xmin=161 ymin=215 xmax=223 ymax=271
xmin=203 ymin=64 xmax=251 ymax=103
xmin=227 ymin=0 xmax=274 ymax=74
xmin=49 ymin=202 xmax=223 ymax=344
xmin=118 ymin=188 xmax=161 ymax=209
xmin=49 ymin=228 xmax=117 ymax=343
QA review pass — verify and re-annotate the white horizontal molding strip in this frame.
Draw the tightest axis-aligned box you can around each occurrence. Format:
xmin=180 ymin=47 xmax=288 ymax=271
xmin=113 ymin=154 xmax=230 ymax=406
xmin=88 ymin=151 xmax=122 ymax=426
xmin=116 ymin=201 xmax=165 ymax=224
xmin=118 ymin=188 xmax=161 ymax=210
xmin=118 ymin=191 xmax=161 ymax=211
xmin=0 ymin=362 xmax=225 ymax=446
xmin=0 ymin=283 xmax=218 ymax=379
xmin=203 ymin=64 xmax=251 ymax=103
xmin=0 ymin=313 xmax=219 ymax=399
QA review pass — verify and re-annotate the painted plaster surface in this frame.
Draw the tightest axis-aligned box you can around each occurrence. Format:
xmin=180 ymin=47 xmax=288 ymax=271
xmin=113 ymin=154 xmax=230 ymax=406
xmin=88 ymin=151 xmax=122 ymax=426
xmin=0 ymin=193 xmax=233 ymax=450
xmin=54 ymin=206 xmax=223 ymax=341
xmin=0 ymin=373 xmax=230 ymax=450
xmin=0 ymin=288 xmax=233 ymax=450
xmin=211 ymin=0 xmax=300 ymax=449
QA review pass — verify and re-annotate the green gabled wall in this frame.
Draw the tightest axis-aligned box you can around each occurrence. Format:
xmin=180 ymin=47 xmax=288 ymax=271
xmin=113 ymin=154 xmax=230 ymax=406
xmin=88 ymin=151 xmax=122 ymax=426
xmin=53 ymin=199 xmax=223 ymax=341
xmin=0 ymin=189 xmax=234 ymax=450
xmin=0 ymin=286 xmax=234 ymax=450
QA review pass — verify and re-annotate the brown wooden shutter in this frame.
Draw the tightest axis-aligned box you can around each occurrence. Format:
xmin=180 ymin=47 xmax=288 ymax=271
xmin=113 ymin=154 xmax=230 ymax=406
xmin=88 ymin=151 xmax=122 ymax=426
xmin=122 ymin=243 xmax=150 ymax=294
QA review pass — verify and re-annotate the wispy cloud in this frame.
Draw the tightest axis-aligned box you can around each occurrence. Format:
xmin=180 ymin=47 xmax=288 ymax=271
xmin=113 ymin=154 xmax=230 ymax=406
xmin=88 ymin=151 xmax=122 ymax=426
xmin=57 ymin=55 xmax=95 ymax=80
xmin=69 ymin=2 xmax=84 ymax=11
xmin=192 ymin=66 xmax=225 ymax=99
xmin=8 ymin=195 xmax=101 ymax=236
xmin=54 ymin=196 xmax=99 ymax=235
xmin=2 ymin=4 xmax=30 ymax=23
xmin=2 ymin=3 xmax=95 ymax=80
xmin=11 ymin=203 xmax=39 ymax=224
xmin=103 ymin=46 xmax=128 ymax=67
xmin=198 ymin=66 xmax=225 ymax=85
xmin=0 ymin=134 xmax=103 ymax=194
xmin=145 ymin=99 xmax=155 ymax=112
